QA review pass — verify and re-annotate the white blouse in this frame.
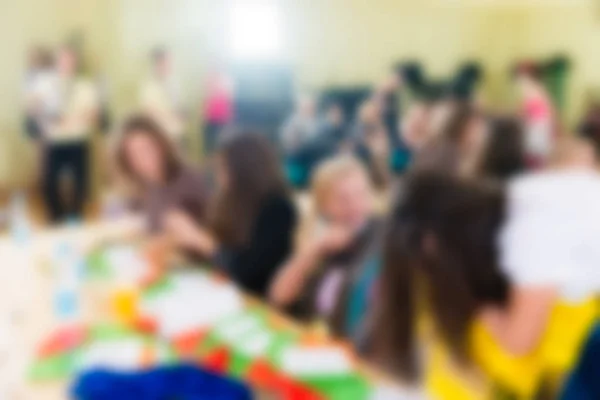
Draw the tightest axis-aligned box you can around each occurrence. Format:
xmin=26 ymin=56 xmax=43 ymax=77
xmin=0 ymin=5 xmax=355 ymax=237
xmin=499 ymin=169 xmax=600 ymax=301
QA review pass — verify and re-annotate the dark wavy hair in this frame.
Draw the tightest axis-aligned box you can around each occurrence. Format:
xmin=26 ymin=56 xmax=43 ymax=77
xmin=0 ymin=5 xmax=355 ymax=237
xmin=210 ymin=133 xmax=289 ymax=246
xmin=373 ymin=172 xmax=510 ymax=380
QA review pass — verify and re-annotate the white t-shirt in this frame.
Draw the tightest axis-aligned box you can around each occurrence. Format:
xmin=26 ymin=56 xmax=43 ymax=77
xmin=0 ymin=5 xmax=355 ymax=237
xmin=31 ymin=73 xmax=99 ymax=142
xmin=499 ymin=169 xmax=600 ymax=301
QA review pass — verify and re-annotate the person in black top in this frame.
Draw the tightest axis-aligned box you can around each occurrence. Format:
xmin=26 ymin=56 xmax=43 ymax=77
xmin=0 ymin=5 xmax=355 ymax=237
xmin=165 ymin=133 xmax=298 ymax=298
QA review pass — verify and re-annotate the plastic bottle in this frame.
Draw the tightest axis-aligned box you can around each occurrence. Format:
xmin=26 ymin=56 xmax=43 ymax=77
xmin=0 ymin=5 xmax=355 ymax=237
xmin=9 ymin=191 xmax=31 ymax=245
xmin=53 ymin=243 xmax=81 ymax=324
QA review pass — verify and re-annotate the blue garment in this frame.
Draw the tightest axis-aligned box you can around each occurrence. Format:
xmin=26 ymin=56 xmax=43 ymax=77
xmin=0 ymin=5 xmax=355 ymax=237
xmin=71 ymin=364 xmax=253 ymax=400
xmin=345 ymin=256 xmax=380 ymax=341
xmin=560 ymin=322 xmax=600 ymax=400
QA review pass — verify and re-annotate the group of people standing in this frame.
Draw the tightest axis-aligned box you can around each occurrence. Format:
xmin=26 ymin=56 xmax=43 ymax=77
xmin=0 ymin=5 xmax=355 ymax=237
xmin=23 ymin=45 xmax=234 ymax=223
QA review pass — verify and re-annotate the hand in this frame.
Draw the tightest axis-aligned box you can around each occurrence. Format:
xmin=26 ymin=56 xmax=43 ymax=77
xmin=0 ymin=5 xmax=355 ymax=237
xmin=163 ymin=210 xmax=214 ymax=253
xmin=317 ymin=225 xmax=354 ymax=254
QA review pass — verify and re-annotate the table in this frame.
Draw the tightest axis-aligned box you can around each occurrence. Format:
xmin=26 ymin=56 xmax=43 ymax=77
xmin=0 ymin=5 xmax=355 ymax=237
xmin=0 ymin=217 xmax=408 ymax=399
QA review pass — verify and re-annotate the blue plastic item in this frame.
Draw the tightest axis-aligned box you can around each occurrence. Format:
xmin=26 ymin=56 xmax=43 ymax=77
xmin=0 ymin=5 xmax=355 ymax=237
xmin=71 ymin=364 xmax=253 ymax=400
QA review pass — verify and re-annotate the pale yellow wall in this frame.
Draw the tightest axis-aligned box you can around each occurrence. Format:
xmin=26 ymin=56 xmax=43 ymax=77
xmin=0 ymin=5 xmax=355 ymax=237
xmin=0 ymin=0 xmax=597 ymax=188
xmin=519 ymin=2 xmax=600 ymax=124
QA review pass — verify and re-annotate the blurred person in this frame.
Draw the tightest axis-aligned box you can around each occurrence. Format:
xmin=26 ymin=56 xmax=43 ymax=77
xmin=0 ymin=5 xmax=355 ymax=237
xmin=514 ymin=63 xmax=556 ymax=167
xmin=352 ymin=98 xmax=390 ymax=188
xmin=202 ymin=66 xmax=234 ymax=156
xmin=139 ymin=48 xmax=186 ymax=146
xmin=375 ymin=71 xmax=403 ymax=148
xmin=270 ymin=156 xmax=381 ymax=342
xmin=400 ymin=101 xmax=432 ymax=153
xmin=412 ymin=103 xmax=488 ymax=178
xmin=479 ymin=117 xmax=527 ymax=181
xmin=317 ymin=101 xmax=347 ymax=150
xmin=549 ymin=136 xmax=597 ymax=169
xmin=30 ymin=44 xmax=100 ymax=222
xmin=115 ymin=115 xmax=209 ymax=235
xmin=22 ymin=45 xmax=54 ymax=191
xmin=373 ymin=172 xmax=599 ymax=398
xmin=165 ymin=133 xmax=298 ymax=297
xmin=23 ymin=45 xmax=53 ymax=141
xmin=281 ymin=94 xmax=325 ymax=188
xmin=280 ymin=94 xmax=319 ymax=154
xmin=578 ymin=101 xmax=600 ymax=159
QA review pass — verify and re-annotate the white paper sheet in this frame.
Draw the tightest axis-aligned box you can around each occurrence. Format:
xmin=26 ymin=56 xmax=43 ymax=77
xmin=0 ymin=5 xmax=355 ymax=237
xmin=280 ymin=346 xmax=353 ymax=377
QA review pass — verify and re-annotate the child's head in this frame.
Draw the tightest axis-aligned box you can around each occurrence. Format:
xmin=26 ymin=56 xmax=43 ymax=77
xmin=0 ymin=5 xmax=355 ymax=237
xmin=312 ymin=156 xmax=373 ymax=231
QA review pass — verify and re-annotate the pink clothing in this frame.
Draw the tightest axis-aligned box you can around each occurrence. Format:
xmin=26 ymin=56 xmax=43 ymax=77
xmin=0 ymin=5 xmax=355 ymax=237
xmin=204 ymin=75 xmax=233 ymax=123
xmin=524 ymin=96 xmax=552 ymax=123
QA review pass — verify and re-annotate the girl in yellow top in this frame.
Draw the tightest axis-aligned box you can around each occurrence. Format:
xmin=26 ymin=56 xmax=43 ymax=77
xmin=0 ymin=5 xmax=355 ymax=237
xmin=372 ymin=172 xmax=598 ymax=399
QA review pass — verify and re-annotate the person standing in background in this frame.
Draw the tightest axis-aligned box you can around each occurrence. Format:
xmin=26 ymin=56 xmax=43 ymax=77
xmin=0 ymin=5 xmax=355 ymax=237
xmin=351 ymin=98 xmax=390 ymax=188
xmin=280 ymin=94 xmax=320 ymax=154
xmin=23 ymin=45 xmax=54 ymax=191
xmin=280 ymin=94 xmax=321 ymax=187
xmin=514 ymin=63 xmax=556 ymax=168
xmin=31 ymin=44 xmax=99 ymax=223
xmin=375 ymin=71 xmax=403 ymax=149
xmin=139 ymin=48 xmax=186 ymax=147
xmin=202 ymin=66 xmax=234 ymax=156
xmin=23 ymin=45 xmax=54 ymax=141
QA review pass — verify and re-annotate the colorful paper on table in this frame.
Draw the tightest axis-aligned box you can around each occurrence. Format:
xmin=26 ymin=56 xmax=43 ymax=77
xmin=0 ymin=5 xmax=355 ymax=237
xmin=86 ymin=250 xmax=111 ymax=279
xmin=142 ymin=276 xmax=175 ymax=299
xmin=37 ymin=325 xmax=89 ymax=358
xmin=76 ymin=338 xmax=146 ymax=372
xmin=90 ymin=323 xmax=139 ymax=341
xmin=303 ymin=373 xmax=371 ymax=400
xmin=141 ymin=271 xmax=243 ymax=338
xmin=172 ymin=330 xmax=208 ymax=357
xmin=104 ymin=245 xmax=148 ymax=282
xmin=28 ymin=351 xmax=80 ymax=382
xmin=279 ymin=346 xmax=353 ymax=378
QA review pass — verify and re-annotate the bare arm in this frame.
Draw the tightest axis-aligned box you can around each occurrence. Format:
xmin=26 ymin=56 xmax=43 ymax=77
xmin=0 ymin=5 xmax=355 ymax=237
xmin=269 ymin=224 xmax=354 ymax=307
xmin=269 ymin=240 xmax=325 ymax=307
xmin=480 ymin=285 xmax=556 ymax=355
xmin=163 ymin=210 xmax=217 ymax=258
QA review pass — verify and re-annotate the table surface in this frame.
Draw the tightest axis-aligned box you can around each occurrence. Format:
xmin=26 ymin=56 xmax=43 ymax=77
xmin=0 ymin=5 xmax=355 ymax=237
xmin=0 ymin=216 xmax=406 ymax=399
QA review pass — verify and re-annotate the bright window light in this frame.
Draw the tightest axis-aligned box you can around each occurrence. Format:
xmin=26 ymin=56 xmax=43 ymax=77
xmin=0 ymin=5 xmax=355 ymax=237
xmin=228 ymin=1 xmax=284 ymax=61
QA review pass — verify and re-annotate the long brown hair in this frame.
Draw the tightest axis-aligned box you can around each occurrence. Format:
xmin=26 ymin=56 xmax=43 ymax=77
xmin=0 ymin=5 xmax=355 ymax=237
xmin=373 ymin=172 xmax=509 ymax=380
xmin=116 ymin=114 xmax=183 ymax=186
xmin=210 ymin=133 xmax=289 ymax=246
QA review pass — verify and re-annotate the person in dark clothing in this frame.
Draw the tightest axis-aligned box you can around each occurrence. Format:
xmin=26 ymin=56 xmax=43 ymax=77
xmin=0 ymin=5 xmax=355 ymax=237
xmin=165 ymin=133 xmax=298 ymax=298
xmin=376 ymin=72 xmax=402 ymax=148
xmin=34 ymin=45 xmax=100 ymax=223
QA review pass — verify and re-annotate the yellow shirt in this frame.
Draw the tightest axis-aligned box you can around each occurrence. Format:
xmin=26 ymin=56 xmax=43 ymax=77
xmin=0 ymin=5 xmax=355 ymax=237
xmin=425 ymin=298 xmax=597 ymax=400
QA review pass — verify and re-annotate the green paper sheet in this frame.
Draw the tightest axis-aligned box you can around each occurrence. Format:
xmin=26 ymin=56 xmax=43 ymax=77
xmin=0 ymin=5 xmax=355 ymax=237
xmin=28 ymin=352 xmax=79 ymax=382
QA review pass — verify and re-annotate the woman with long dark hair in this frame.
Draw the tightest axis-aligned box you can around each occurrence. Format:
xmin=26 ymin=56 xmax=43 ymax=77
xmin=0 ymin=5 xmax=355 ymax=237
xmin=373 ymin=172 xmax=598 ymax=398
xmin=166 ymin=133 xmax=298 ymax=297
